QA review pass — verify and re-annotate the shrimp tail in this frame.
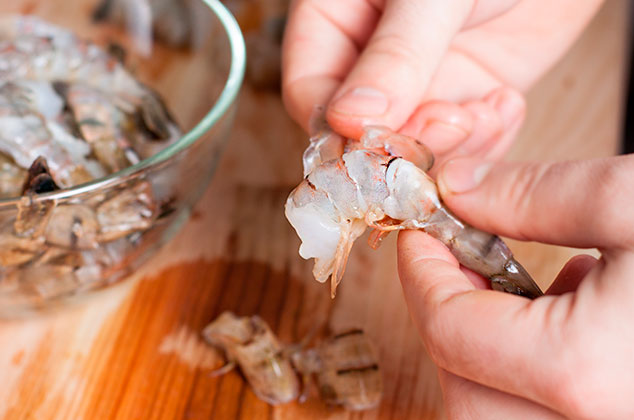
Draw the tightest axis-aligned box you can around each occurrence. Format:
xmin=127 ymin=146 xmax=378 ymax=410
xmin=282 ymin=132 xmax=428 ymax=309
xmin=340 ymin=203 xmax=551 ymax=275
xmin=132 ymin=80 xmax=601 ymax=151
xmin=331 ymin=222 xmax=355 ymax=298
xmin=490 ymin=258 xmax=543 ymax=298
xmin=367 ymin=229 xmax=389 ymax=250
xmin=435 ymin=215 xmax=543 ymax=298
xmin=414 ymin=200 xmax=542 ymax=298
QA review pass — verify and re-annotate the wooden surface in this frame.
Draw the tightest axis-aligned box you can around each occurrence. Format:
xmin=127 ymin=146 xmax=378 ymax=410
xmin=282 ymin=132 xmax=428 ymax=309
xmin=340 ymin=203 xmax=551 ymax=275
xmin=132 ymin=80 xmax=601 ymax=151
xmin=0 ymin=1 xmax=629 ymax=419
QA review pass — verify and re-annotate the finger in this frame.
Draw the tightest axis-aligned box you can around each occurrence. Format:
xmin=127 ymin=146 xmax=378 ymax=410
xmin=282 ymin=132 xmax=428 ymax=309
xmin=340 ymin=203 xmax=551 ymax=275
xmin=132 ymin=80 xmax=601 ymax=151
xmin=482 ymin=108 xmax=524 ymax=161
xmin=438 ymin=370 xmax=566 ymax=420
xmin=546 ymin=254 xmax=599 ymax=295
xmin=326 ymin=0 xmax=474 ymax=139
xmin=423 ymin=49 xmax=504 ymax=103
xmin=397 ymin=230 xmax=574 ymax=410
xmin=436 ymin=155 xmax=634 ymax=249
xmin=450 ymin=0 xmax=606 ymax=91
xmin=442 ymin=87 xmax=525 ymax=160
xmin=399 ymin=101 xmax=474 ymax=156
xmin=325 ymin=0 xmax=523 ymax=139
xmin=282 ymin=0 xmax=380 ymax=130
xmin=461 ymin=0 xmax=521 ymax=28
xmin=477 ymin=87 xmax=526 ymax=159
xmin=400 ymin=87 xmax=524 ymax=170
xmin=461 ymin=267 xmax=491 ymax=290
xmin=451 ymin=100 xmax=503 ymax=156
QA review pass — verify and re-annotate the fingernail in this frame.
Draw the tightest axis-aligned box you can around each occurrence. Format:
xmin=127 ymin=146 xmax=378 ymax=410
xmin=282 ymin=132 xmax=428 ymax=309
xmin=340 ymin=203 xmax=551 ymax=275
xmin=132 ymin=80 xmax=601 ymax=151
xmin=330 ymin=86 xmax=389 ymax=117
xmin=438 ymin=158 xmax=491 ymax=194
xmin=419 ymin=120 xmax=470 ymax=155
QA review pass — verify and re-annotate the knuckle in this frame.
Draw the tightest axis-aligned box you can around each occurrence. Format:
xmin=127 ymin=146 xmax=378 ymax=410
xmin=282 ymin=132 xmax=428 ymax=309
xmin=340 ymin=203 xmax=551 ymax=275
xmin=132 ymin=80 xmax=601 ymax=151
xmin=366 ymin=34 xmax=423 ymax=74
xmin=590 ymin=158 xmax=634 ymax=244
xmin=499 ymin=162 xmax=548 ymax=240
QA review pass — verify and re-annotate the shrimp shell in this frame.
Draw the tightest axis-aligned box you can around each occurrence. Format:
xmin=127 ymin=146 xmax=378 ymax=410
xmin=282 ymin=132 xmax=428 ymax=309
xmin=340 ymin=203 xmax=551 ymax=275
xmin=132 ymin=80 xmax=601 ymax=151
xmin=202 ymin=311 xmax=300 ymax=405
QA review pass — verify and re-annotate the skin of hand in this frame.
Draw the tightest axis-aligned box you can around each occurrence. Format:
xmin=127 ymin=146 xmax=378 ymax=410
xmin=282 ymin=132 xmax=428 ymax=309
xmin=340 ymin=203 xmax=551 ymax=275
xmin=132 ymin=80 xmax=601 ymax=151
xmin=397 ymin=155 xmax=634 ymax=419
xmin=282 ymin=0 xmax=604 ymax=163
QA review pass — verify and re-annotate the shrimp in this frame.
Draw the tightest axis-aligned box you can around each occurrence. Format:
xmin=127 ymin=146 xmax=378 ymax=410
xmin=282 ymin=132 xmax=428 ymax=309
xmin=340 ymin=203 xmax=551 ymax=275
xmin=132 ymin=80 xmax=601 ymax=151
xmin=0 ymin=15 xmax=181 ymax=297
xmin=0 ymin=14 xmax=180 ymax=129
xmin=0 ymin=82 xmax=98 ymax=187
xmin=285 ymin=125 xmax=543 ymax=299
xmin=0 ymin=232 xmax=45 ymax=266
xmin=60 ymin=82 xmax=140 ymax=172
xmin=0 ymin=158 xmax=57 ymax=266
xmin=12 ymin=156 xmax=155 ymax=254
xmin=0 ymin=15 xmax=147 ymax=103
xmin=96 ymin=181 xmax=157 ymax=242
xmin=43 ymin=181 xmax=157 ymax=248
xmin=0 ymin=153 xmax=26 ymax=198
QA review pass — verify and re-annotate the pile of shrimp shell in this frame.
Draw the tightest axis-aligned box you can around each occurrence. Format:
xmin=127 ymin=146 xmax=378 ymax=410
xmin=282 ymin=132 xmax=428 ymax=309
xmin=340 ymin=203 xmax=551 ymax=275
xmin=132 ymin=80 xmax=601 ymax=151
xmin=0 ymin=15 xmax=181 ymax=302
xmin=203 ymin=311 xmax=383 ymax=410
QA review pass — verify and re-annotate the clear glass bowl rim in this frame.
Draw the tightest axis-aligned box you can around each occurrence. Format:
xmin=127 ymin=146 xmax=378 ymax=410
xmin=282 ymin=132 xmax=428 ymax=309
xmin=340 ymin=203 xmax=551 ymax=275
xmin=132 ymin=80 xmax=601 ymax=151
xmin=0 ymin=0 xmax=246 ymax=208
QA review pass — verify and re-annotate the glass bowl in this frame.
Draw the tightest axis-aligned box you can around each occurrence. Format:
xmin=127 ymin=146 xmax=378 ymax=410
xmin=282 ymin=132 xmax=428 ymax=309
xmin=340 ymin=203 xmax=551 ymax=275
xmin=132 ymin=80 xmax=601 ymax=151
xmin=0 ymin=0 xmax=246 ymax=313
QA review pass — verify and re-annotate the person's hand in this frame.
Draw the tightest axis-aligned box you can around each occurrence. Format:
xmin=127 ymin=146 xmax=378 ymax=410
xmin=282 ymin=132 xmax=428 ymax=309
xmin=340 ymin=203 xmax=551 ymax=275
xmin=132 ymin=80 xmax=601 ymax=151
xmin=282 ymin=0 xmax=603 ymax=161
xmin=397 ymin=155 xmax=634 ymax=419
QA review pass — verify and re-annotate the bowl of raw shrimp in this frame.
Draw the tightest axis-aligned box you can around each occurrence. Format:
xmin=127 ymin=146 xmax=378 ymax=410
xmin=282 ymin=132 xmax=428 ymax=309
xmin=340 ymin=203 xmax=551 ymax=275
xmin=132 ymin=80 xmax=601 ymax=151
xmin=0 ymin=0 xmax=245 ymax=313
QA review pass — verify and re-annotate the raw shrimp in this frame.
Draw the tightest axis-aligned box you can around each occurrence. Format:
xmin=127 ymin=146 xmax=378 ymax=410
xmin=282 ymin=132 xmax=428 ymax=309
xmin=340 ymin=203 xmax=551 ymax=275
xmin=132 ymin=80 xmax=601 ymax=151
xmin=0 ymin=159 xmax=55 ymax=266
xmin=96 ymin=181 xmax=157 ymax=242
xmin=61 ymin=83 xmax=139 ymax=172
xmin=285 ymin=125 xmax=543 ymax=299
xmin=0 ymin=15 xmax=147 ymax=103
xmin=0 ymin=14 xmax=182 ymax=134
xmin=0 ymin=232 xmax=45 ymax=266
xmin=0 ymin=153 xmax=26 ymax=198
xmin=0 ymin=82 xmax=98 ymax=187
xmin=0 ymin=16 xmax=181 ymax=170
xmin=42 ymin=181 xmax=157 ymax=249
xmin=0 ymin=15 xmax=182 ymax=300
xmin=11 ymin=157 xmax=156 ymax=265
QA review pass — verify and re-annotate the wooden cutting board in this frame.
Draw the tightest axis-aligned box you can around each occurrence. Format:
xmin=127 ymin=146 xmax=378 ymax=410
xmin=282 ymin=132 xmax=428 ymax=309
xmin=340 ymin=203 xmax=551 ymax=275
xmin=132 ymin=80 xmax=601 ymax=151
xmin=0 ymin=1 xmax=628 ymax=419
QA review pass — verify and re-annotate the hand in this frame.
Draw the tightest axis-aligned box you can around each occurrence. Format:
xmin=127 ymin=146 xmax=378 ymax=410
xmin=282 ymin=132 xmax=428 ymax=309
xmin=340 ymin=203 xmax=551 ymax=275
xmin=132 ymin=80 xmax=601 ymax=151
xmin=397 ymin=155 xmax=634 ymax=419
xmin=282 ymin=0 xmax=603 ymax=160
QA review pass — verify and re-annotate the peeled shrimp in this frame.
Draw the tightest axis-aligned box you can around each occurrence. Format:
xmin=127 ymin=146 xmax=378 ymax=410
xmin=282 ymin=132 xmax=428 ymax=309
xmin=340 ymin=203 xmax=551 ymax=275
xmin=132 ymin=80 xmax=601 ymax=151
xmin=0 ymin=15 xmax=146 ymax=102
xmin=285 ymin=124 xmax=543 ymax=299
xmin=62 ymin=83 xmax=139 ymax=172
xmin=0 ymin=14 xmax=182 ymax=131
xmin=0 ymin=153 xmax=26 ymax=198
xmin=0 ymin=82 xmax=98 ymax=187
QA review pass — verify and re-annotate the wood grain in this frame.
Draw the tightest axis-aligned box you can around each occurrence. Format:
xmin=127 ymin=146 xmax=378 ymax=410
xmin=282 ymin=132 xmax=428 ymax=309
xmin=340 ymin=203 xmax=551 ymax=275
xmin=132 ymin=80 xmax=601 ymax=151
xmin=0 ymin=1 xmax=629 ymax=419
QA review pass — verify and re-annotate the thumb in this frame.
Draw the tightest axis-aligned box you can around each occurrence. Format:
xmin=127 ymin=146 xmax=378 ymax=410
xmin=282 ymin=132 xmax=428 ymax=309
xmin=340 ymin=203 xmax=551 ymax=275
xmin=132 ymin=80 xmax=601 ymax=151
xmin=397 ymin=229 xmax=568 ymax=412
xmin=436 ymin=156 xmax=634 ymax=250
xmin=326 ymin=0 xmax=521 ymax=139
